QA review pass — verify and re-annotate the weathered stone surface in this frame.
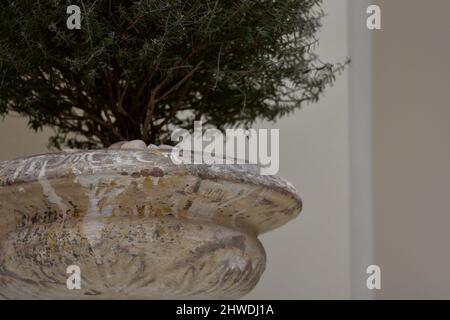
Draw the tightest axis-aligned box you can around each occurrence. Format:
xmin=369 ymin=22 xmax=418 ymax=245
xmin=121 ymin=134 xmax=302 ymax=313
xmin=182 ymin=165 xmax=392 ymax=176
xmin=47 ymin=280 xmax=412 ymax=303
xmin=147 ymin=144 xmax=159 ymax=151
xmin=0 ymin=149 xmax=301 ymax=299
xmin=158 ymin=144 xmax=173 ymax=151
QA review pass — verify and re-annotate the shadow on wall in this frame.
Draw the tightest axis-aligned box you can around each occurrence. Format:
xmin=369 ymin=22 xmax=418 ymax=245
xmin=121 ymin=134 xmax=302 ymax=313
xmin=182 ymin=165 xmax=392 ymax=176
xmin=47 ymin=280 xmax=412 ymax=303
xmin=0 ymin=115 xmax=52 ymax=161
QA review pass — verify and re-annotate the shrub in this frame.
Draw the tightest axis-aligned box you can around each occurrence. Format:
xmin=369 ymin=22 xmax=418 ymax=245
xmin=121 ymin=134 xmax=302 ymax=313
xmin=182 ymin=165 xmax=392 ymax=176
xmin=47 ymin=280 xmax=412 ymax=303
xmin=0 ymin=0 xmax=346 ymax=149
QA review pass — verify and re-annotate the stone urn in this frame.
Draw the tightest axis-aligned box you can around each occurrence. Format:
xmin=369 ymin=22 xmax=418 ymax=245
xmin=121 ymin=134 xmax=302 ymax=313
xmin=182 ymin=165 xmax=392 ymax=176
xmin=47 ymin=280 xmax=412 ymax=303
xmin=0 ymin=147 xmax=301 ymax=299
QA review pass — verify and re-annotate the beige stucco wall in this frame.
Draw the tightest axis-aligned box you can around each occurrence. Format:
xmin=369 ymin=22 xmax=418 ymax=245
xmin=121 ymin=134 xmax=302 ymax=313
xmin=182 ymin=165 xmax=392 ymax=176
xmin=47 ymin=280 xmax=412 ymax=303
xmin=373 ymin=0 xmax=450 ymax=298
xmin=0 ymin=115 xmax=52 ymax=161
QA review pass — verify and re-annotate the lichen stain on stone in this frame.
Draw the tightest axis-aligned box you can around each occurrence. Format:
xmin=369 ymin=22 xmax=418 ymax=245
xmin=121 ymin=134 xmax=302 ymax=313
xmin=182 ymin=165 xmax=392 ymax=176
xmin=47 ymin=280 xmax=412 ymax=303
xmin=143 ymin=177 xmax=153 ymax=190
xmin=137 ymin=205 xmax=145 ymax=217
xmin=131 ymin=167 xmax=164 ymax=179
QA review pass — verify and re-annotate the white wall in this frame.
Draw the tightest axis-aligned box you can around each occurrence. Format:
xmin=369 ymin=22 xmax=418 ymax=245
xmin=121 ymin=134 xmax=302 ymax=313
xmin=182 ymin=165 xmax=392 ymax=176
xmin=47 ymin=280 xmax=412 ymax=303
xmin=348 ymin=0 xmax=375 ymax=299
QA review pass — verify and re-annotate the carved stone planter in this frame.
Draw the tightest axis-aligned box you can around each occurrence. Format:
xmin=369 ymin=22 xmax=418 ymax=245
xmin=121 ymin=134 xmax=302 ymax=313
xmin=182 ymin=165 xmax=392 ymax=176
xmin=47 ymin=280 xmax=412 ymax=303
xmin=0 ymin=149 xmax=301 ymax=299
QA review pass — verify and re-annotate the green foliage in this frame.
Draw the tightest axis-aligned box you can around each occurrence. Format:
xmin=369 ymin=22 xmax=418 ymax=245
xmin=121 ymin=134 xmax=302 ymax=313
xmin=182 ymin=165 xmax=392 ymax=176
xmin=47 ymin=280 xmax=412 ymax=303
xmin=0 ymin=0 xmax=346 ymax=149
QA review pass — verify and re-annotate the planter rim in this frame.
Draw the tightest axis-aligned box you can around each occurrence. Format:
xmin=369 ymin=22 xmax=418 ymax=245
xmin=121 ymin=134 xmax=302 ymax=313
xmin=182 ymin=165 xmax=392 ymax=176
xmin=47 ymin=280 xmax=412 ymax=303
xmin=0 ymin=149 xmax=302 ymax=234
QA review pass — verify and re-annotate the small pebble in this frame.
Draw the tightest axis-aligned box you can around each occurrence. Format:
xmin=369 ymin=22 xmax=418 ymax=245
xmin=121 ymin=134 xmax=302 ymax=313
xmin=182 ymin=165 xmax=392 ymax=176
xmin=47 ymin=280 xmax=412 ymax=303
xmin=120 ymin=140 xmax=147 ymax=150
xmin=108 ymin=141 xmax=127 ymax=149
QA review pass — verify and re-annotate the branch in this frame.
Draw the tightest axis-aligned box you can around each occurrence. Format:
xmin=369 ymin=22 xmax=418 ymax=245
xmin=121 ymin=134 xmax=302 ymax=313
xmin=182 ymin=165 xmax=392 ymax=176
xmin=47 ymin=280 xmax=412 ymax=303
xmin=117 ymin=83 xmax=128 ymax=116
xmin=142 ymin=86 xmax=159 ymax=141
xmin=156 ymin=60 xmax=204 ymax=103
